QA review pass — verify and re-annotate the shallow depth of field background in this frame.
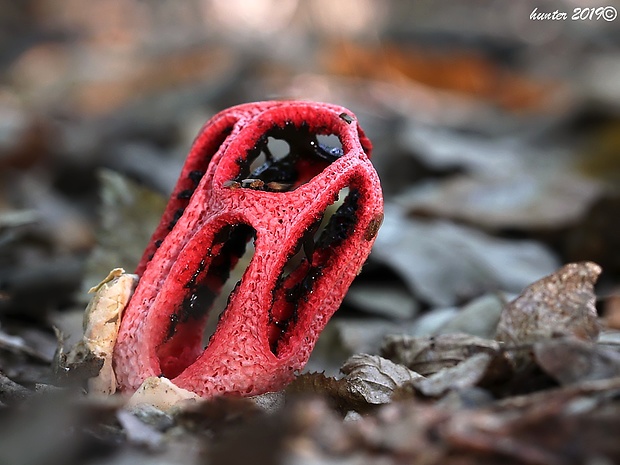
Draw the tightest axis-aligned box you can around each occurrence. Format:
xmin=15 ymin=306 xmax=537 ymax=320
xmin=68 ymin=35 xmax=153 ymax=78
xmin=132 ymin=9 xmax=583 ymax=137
xmin=1 ymin=2 xmax=620 ymax=465
xmin=1 ymin=0 xmax=619 ymax=381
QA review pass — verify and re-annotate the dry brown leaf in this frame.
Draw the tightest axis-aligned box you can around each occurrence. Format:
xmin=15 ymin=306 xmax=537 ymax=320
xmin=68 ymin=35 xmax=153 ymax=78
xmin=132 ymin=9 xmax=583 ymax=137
xmin=495 ymin=262 xmax=602 ymax=346
xmin=287 ymin=372 xmax=387 ymax=413
xmin=381 ymin=333 xmax=499 ymax=376
xmin=340 ymin=354 xmax=424 ymax=405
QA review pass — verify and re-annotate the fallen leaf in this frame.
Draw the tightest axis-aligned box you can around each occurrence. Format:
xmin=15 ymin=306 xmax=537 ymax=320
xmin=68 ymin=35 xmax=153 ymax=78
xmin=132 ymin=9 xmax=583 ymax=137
xmin=535 ymin=338 xmax=620 ymax=386
xmin=381 ymin=333 xmax=499 ymax=376
xmin=286 ymin=372 xmax=358 ymax=409
xmin=340 ymin=354 xmax=424 ymax=405
xmin=495 ymin=262 xmax=602 ymax=347
xmin=344 ymin=281 xmax=419 ymax=319
xmin=345 ymin=402 xmax=450 ymax=459
xmin=435 ymin=293 xmax=505 ymax=338
xmin=395 ymin=117 xmax=605 ymax=231
xmin=415 ymin=353 xmax=493 ymax=397
xmin=330 ymin=317 xmax=418 ymax=358
xmin=443 ymin=377 xmax=620 ymax=464
xmin=397 ymin=172 xmax=602 ymax=230
xmin=397 ymin=122 xmax=522 ymax=175
xmin=372 ymin=204 xmax=559 ymax=306
xmin=410 ymin=307 xmax=460 ymax=336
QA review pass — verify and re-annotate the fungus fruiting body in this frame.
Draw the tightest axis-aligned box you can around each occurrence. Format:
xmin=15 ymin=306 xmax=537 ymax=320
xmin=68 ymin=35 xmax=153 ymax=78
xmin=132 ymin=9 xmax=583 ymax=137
xmin=113 ymin=101 xmax=383 ymax=398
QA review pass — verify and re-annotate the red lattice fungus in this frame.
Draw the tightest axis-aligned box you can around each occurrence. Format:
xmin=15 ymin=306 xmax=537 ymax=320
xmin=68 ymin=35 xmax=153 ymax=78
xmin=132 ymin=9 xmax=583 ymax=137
xmin=113 ymin=101 xmax=384 ymax=397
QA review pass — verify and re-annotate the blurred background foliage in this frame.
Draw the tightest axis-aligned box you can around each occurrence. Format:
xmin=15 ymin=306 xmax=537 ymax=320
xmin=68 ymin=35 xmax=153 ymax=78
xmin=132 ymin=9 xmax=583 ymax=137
xmin=0 ymin=0 xmax=619 ymax=366
xmin=1 ymin=3 xmax=620 ymax=464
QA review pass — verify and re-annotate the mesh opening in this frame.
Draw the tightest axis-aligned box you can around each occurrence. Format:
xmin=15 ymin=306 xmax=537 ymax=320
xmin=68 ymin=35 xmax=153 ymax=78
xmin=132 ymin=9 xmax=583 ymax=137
xmin=157 ymin=223 xmax=256 ymax=378
xmin=234 ymin=123 xmax=344 ymax=193
xmin=267 ymin=186 xmax=359 ymax=356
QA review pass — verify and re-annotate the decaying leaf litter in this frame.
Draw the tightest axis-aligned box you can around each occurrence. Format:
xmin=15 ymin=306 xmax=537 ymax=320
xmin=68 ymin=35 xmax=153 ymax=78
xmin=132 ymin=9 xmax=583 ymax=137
xmin=1 ymin=1 xmax=620 ymax=464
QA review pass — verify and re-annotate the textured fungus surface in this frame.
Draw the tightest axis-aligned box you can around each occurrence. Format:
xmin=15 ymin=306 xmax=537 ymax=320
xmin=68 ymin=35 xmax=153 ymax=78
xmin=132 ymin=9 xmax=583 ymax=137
xmin=113 ymin=101 xmax=384 ymax=398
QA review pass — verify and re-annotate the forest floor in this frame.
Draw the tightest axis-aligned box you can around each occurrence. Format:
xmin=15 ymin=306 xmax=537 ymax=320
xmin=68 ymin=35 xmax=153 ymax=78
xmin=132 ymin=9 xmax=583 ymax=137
xmin=1 ymin=2 xmax=619 ymax=464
